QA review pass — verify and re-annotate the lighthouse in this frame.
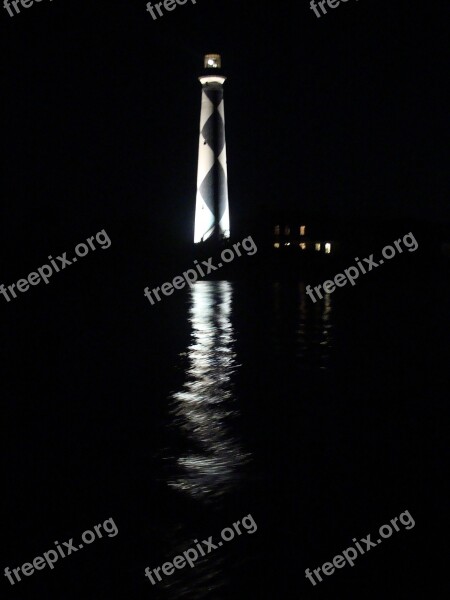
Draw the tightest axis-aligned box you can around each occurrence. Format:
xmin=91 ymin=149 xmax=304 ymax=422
xmin=194 ymin=54 xmax=230 ymax=244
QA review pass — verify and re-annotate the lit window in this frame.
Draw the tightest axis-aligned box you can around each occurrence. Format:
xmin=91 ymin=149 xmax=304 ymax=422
xmin=284 ymin=226 xmax=290 ymax=235
xmin=325 ymin=243 xmax=331 ymax=254
xmin=315 ymin=243 xmax=321 ymax=251
xmin=299 ymin=243 xmax=306 ymax=250
xmin=285 ymin=242 xmax=290 ymax=246
xmin=274 ymin=242 xmax=280 ymax=248
xmin=300 ymin=225 xmax=306 ymax=236
xmin=274 ymin=225 xmax=280 ymax=235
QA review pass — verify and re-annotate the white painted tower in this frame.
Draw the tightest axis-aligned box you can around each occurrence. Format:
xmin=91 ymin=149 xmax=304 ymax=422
xmin=194 ymin=54 xmax=230 ymax=244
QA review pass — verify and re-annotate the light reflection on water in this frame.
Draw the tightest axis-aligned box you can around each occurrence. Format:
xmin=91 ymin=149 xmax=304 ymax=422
xmin=165 ymin=280 xmax=334 ymax=508
xmin=159 ymin=280 xmax=335 ymax=598
xmin=297 ymin=282 xmax=334 ymax=369
xmin=272 ymin=282 xmax=334 ymax=370
xmin=167 ymin=281 xmax=250 ymax=504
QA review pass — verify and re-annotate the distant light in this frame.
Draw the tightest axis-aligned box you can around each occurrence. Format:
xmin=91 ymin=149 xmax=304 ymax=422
xmin=300 ymin=225 xmax=306 ymax=236
xmin=274 ymin=242 xmax=280 ymax=248
xmin=315 ymin=243 xmax=321 ymax=251
xmin=285 ymin=242 xmax=290 ymax=246
xmin=299 ymin=243 xmax=306 ymax=250
xmin=325 ymin=243 xmax=331 ymax=254
xmin=204 ymin=54 xmax=221 ymax=69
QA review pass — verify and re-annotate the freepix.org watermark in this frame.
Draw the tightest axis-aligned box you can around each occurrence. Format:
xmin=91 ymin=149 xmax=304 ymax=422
xmin=146 ymin=0 xmax=197 ymax=21
xmin=306 ymin=232 xmax=418 ymax=303
xmin=4 ymin=518 xmax=118 ymax=585
xmin=310 ymin=0 xmax=359 ymax=19
xmin=0 ymin=229 xmax=111 ymax=303
xmin=144 ymin=236 xmax=257 ymax=306
xmin=144 ymin=514 xmax=257 ymax=586
xmin=305 ymin=509 xmax=415 ymax=586
xmin=3 ymin=0 xmax=54 ymax=18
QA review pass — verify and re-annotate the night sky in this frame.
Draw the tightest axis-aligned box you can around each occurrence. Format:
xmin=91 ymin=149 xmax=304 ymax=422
xmin=2 ymin=0 xmax=448 ymax=261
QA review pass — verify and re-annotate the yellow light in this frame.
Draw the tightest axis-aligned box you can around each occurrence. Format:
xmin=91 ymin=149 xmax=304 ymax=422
xmin=274 ymin=242 xmax=280 ymax=248
xmin=299 ymin=243 xmax=306 ymax=250
xmin=204 ymin=54 xmax=221 ymax=69
xmin=325 ymin=243 xmax=331 ymax=254
xmin=315 ymin=243 xmax=321 ymax=251
xmin=300 ymin=225 xmax=306 ymax=236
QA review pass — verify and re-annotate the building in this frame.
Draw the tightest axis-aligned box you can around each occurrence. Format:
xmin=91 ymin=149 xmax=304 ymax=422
xmin=272 ymin=220 xmax=336 ymax=255
xmin=194 ymin=54 xmax=230 ymax=244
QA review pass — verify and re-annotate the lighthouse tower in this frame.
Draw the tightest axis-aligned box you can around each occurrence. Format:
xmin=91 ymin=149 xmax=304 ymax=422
xmin=194 ymin=54 xmax=230 ymax=244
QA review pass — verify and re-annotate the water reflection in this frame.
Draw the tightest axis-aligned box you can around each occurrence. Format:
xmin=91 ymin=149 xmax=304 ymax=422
xmin=297 ymin=282 xmax=334 ymax=369
xmin=272 ymin=282 xmax=334 ymax=369
xmin=158 ymin=280 xmax=332 ymax=599
xmin=167 ymin=281 xmax=249 ymax=504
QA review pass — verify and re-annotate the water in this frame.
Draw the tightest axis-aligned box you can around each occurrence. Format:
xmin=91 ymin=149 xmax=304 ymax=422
xmin=166 ymin=282 xmax=249 ymax=503
xmin=3 ymin=267 xmax=447 ymax=599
